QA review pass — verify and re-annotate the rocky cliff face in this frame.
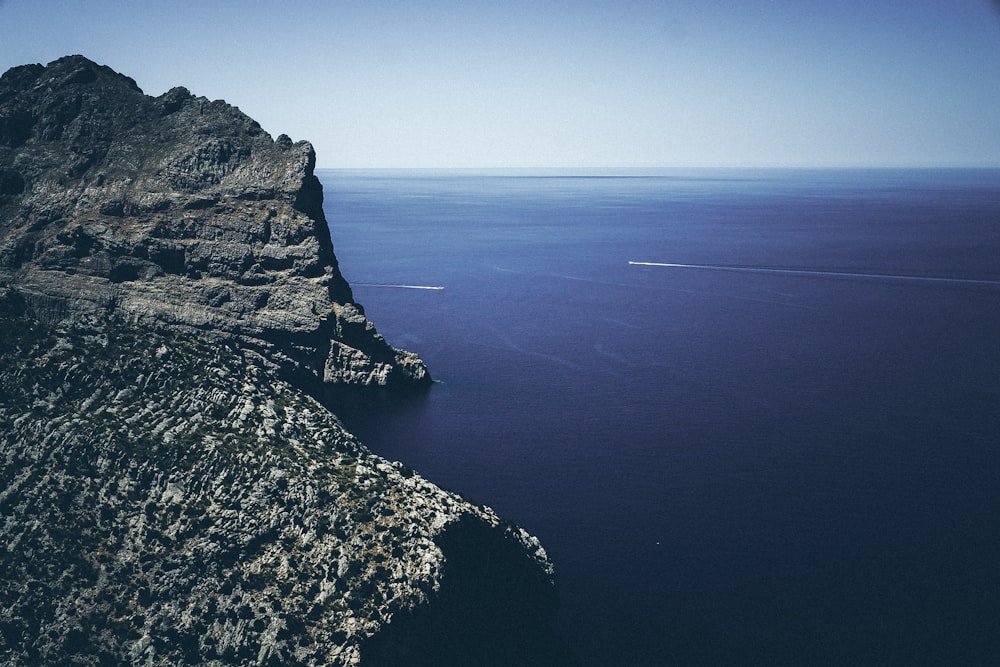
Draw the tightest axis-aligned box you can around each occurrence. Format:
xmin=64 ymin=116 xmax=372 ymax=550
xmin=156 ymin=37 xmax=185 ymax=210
xmin=0 ymin=57 xmax=571 ymax=666
xmin=0 ymin=55 xmax=425 ymax=389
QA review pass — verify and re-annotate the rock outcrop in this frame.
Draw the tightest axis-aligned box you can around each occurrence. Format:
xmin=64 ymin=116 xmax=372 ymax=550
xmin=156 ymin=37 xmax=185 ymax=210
xmin=0 ymin=55 xmax=425 ymax=389
xmin=0 ymin=57 xmax=571 ymax=666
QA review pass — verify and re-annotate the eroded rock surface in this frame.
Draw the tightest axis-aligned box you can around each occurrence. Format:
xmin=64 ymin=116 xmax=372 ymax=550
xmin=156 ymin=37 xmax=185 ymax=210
xmin=0 ymin=54 xmax=425 ymax=389
xmin=0 ymin=305 xmax=562 ymax=665
xmin=0 ymin=57 xmax=571 ymax=666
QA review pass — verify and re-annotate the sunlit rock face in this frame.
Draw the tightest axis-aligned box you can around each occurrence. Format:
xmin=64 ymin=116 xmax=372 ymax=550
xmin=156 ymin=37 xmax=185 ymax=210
xmin=0 ymin=57 xmax=572 ymax=666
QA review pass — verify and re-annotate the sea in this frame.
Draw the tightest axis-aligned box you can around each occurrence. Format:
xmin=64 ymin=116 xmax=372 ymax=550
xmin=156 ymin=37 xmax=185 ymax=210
xmin=316 ymin=168 xmax=1000 ymax=666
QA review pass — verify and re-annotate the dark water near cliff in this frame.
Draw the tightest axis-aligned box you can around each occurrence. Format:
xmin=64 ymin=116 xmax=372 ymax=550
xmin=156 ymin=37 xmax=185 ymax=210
xmin=318 ymin=168 xmax=1000 ymax=665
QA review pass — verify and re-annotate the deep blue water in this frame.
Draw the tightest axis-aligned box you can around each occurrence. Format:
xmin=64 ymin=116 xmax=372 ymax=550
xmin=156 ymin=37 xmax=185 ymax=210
xmin=318 ymin=168 xmax=1000 ymax=666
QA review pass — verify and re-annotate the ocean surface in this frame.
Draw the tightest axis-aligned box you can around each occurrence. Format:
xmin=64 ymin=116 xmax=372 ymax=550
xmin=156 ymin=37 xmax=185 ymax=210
xmin=317 ymin=168 xmax=1000 ymax=665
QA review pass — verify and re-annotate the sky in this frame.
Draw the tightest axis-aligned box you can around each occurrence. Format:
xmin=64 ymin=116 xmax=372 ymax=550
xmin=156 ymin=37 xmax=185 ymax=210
xmin=2 ymin=0 xmax=1000 ymax=168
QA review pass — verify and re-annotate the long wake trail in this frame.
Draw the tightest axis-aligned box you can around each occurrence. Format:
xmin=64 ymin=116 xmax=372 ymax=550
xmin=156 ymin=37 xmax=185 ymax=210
xmin=352 ymin=283 xmax=445 ymax=290
xmin=628 ymin=261 xmax=1000 ymax=287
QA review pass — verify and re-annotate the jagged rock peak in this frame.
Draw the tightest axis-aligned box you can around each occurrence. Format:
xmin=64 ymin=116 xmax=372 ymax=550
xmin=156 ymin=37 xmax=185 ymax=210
xmin=0 ymin=55 xmax=428 ymax=389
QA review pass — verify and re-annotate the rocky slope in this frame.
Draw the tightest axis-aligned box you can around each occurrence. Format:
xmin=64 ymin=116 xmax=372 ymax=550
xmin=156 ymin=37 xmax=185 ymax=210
xmin=0 ymin=56 xmax=571 ymax=665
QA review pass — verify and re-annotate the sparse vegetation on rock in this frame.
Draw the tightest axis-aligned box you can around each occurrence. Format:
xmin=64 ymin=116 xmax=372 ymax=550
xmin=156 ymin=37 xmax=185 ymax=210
xmin=0 ymin=56 xmax=570 ymax=666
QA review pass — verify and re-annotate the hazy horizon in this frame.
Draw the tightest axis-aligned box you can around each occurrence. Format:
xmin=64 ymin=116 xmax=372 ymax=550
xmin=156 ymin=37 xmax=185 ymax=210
xmin=3 ymin=1 xmax=1000 ymax=169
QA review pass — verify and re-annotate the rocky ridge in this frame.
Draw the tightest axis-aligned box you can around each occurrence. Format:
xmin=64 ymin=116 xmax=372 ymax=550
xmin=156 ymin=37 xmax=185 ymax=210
xmin=0 ymin=55 xmax=425 ymax=388
xmin=0 ymin=57 xmax=570 ymax=665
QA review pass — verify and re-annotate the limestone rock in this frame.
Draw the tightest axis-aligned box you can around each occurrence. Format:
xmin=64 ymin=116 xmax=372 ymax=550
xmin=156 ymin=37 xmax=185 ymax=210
xmin=0 ymin=309 xmax=566 ymax=666
xmin=0 ymin=54 xmax=426 ymax=389
xmin=0 ymin=57 xmax=572 ymax=665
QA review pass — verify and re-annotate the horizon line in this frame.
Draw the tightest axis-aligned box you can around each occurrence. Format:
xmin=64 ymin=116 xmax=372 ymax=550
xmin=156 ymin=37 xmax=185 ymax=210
xmin=315 ymin=164 xmax=1000 ymax=171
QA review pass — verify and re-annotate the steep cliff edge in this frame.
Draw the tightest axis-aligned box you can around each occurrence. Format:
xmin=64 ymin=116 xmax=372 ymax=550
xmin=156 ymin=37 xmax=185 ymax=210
xmin=0 ymin=57 xmax=571 ymax=666
xmin=0 ymin=54 xmax=425 ymax=389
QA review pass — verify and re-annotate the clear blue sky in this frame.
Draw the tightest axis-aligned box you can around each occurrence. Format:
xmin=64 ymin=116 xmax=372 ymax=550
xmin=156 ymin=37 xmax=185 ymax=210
xmin=2 ymin=0 xmax=1000 ymax=168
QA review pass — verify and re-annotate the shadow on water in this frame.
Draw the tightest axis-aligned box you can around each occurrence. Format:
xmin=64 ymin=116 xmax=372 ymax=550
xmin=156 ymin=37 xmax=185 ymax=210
xmin=316 ymin=382 xmax=582 ymax=666
xmin=359 ymin=514 xmax=579 ymax=666
xmin=316 ymin=382 xmax=434 ymax=446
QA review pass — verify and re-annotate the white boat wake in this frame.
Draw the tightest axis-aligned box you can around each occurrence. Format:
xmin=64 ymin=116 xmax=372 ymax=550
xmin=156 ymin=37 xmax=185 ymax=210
xmin=352 ymin=283 xmax=445 ymax=290
xmin=629 ymin=261 xmax=1000 ymax=287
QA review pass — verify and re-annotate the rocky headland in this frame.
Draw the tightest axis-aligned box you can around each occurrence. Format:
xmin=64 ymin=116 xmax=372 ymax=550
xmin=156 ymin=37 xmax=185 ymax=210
xmin=0 ymin=56 xmax=570 ymax=665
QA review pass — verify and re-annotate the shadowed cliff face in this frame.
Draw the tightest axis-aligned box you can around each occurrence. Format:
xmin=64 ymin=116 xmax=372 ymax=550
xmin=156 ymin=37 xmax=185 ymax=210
xmin=0 ymin=57 xmax=572 ymax=666
xmin=0 ymin=54 xmax=427 ymax=389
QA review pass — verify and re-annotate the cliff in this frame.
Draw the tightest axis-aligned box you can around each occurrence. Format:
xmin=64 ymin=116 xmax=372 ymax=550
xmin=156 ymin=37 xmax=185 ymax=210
xmin=0 ymin=55 xmax=425 ymax=388
xmin=0 ymin=56 xmax=570 ymax=666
